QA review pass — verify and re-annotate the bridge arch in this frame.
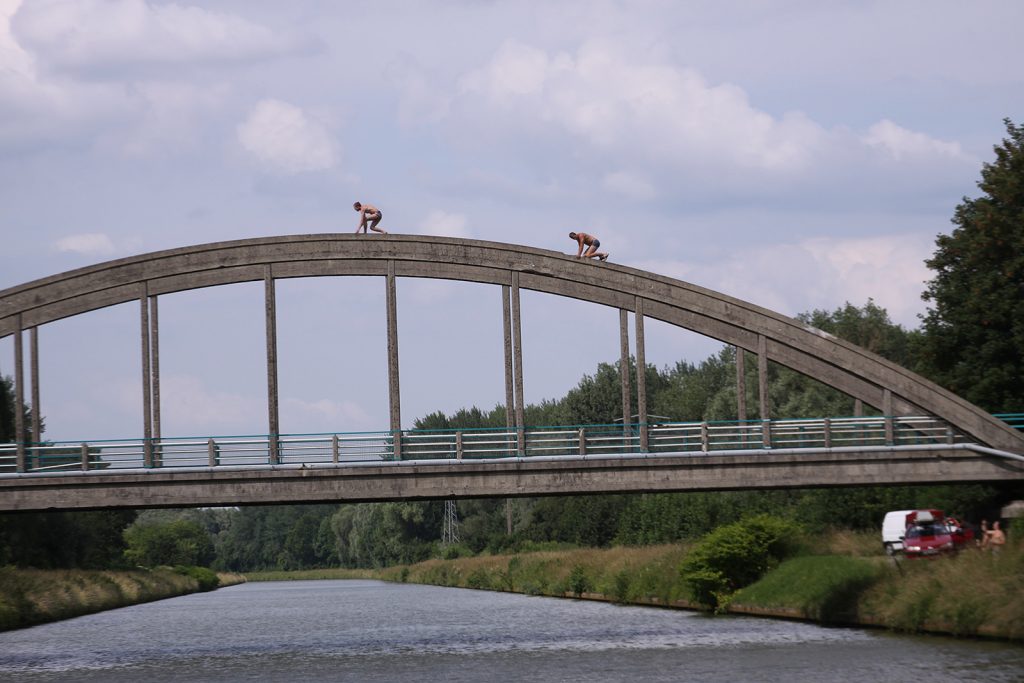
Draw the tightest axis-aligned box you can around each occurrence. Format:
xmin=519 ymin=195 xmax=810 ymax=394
xmin=1 ymin=234 xmax=1021 ymax=454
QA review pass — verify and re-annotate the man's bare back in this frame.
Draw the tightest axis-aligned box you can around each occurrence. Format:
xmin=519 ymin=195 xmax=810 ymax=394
xmin=354 ymin=201 xmax=387 ymax=234
xmin=568 ymin=231 xmax=608 ymax=261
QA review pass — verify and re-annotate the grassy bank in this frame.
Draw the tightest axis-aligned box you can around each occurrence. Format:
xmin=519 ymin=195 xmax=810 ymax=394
xmin=0 ymin=567 xmax=246 ymax=632
xmin=247 ymin=531 xmax=1023 ymax=641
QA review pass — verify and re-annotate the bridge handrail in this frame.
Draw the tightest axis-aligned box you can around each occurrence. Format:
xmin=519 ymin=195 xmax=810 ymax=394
xmin=0 ymin=413 xmax=980 ymax=475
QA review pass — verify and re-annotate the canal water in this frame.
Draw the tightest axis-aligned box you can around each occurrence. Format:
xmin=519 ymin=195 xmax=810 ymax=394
xmin=0 ymin=580 xmax=1021 ymax=682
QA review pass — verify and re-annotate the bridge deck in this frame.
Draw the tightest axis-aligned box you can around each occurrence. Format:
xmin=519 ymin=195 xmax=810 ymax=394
xmin=2 ymin=416 xmax=1022 ymax=511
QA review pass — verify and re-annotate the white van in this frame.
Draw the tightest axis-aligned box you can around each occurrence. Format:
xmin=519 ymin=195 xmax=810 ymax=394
xmin=881 ymin=510 xmax=915 ymax=554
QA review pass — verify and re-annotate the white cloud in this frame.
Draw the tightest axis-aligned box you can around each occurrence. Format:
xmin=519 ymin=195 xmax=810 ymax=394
xmin=54 ymin=232 xmax=116 ymax=255
xmin=863 ymin=119 xmax=969 ymax=162
xmin=236 ymin=98 xmax=337 ymax=174
xmin=11 ymin=0 xmax=305 ymax=75
xmin=1 ymin=1 xmax=232 ymax=152
xmin=417 ymin=210 xmax=469 ymax=238
xmin=0 ymin=0 xmax=120 ymax=146
xmin=458 ymin=40 xmax=826 ymax=172
xmin=638 ymin=233 xmax=934 ymax=328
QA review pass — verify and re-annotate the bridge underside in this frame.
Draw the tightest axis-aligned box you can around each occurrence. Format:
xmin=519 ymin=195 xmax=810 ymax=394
xmin=3 ymin=446 xmax=1022 ymax=512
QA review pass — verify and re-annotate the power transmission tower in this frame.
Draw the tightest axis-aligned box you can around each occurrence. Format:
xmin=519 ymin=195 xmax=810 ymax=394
xmin=442 ymin=499 xmax=460 ymax=546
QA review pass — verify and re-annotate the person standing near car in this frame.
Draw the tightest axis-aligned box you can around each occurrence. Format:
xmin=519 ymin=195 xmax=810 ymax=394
xmin=988 ymin=521 xmax=1006 ymax=553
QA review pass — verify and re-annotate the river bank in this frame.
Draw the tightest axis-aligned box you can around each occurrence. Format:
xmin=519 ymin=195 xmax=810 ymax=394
xmin=248 ymin=532 xmax=1024 ymax=642
xmin=0 ymin=567 xmax=246 ymax=631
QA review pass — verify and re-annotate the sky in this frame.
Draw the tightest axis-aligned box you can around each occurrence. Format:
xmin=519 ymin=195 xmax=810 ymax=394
xmin=1 ymin=0 xmax=1022 ymax=443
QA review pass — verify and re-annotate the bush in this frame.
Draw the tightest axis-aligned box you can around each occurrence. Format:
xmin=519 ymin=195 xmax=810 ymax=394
xmin=567 ymin=564 xmax=592 ymax=596
xmin=681 ymin=514 xmax=801 ymax=609
xmin=173 ymin=565 xmax=220 ymax=591
xmin=466 ymin=568 xmax=494 ymax=590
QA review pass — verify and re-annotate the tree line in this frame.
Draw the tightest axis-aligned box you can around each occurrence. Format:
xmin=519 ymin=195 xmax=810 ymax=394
xmin=1 ymin=119 xmax=1022 ymax=572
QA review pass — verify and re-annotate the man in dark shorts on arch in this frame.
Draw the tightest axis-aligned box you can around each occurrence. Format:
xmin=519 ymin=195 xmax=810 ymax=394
xmin=353 ymin=202 xmax=387 ymax=234
xmin=569 ymin=231 xmax=608 ymax=261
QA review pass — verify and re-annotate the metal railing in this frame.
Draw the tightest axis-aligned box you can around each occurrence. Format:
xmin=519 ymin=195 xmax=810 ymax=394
xmin=0 ymin=414 xmax=976 ymax=476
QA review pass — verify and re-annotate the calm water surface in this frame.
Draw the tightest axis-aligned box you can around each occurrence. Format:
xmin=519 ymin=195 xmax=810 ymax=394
xmin=0 ymin=580 xmax=1021 ymax=682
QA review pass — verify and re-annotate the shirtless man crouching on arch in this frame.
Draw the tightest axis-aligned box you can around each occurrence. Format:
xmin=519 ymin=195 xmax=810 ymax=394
xmin=354 ymin=202 xmax=387 ymax=234
xmin=569 ymin=231 xmax=608 ymax=261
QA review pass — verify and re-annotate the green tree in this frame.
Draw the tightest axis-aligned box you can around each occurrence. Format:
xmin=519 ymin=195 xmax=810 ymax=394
xmin=919 ymin=118 xmax=1024 ymax=413
xmin=123 ymin=519 xmax=215 ymax=567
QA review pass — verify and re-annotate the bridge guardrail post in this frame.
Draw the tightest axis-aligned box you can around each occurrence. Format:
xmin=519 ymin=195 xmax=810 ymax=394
xmin=946 ymin=425 xmax=955 ymax=445
xmin=393 ymin=431 xmax=403 ymax=461
xmin=456 ymin=432 xmax=463 ymax=461
xmin=884 ymin=416 xmax=894 ymax=446
xmin=579 ymin=428 xmax=586 ymax=457
xmin=332 ymin=434 xmax=340 ymax=463
xmin=700 ymin=422 xmax=709 ymax=452
xmin=269 ymin=435 xmax=279 ymax=465
xmin=80 ymin=443 xmax=89 ymax=471
xmin=208 ymin=438 xmax=217 ymax=467
xmin=824 ymin=418 xmax=832 ymax=449
xmin=762 ymin=419 xmax=772 ymax=449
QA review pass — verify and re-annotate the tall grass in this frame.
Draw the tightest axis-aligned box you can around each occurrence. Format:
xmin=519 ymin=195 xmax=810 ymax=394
xmin=370 ymin=544 xmax=695 ymax=605
xmin=0 ymin=567 xmax=230 ymax=631
xmin=859 ymin=543 xmax=1024 ymax=638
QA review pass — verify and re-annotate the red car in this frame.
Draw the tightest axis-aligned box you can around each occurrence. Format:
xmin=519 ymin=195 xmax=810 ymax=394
xmin=903 ymin=520 xmax=956 ymax=559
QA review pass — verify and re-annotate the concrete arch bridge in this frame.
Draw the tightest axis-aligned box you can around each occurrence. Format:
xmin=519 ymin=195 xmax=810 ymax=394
xmin=1 ymin=235 xmax=1021 ymax=511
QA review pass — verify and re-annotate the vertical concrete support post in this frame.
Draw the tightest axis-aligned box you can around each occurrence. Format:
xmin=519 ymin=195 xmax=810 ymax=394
xmin=823 ymin=417 xmax=832 ymax=449
xmin=501 ymin=285 xmax=515 ymax=433
xmin=207 ymin=438 xmax=217 ymax=467
xmin=13 ymin=315 xmax=24 ymax=472
xmin=386 ymin=261 xmax=402 ymax=460
xmin=946 ymin=425 xmax=955 ymax=445
xmin=634 ymin=297 xmax=649 ymax=452
xmin=700 ymin=421 xmax=709 ymax=452
xmin=140 ymin=288 xmax=153 ymax=468
xmin=883 ymin=389 xmax=894 ymax=445
xmin=332 ymin=434 xmax=340 ymax=463
xmin=456 ymin=431 xmax=464 ymax=461
xmin=150 ymin=295 xmax=161 ymax=465
xmin=757 ymin=334 xmax=771 ymax=449
xmin=501 ymin=284 xmax=516 ymax=529
xmin=619 ymin=308 xmax=631 ymax=449
xmin=579 ymin=427 xmax=587 ymax=457
xmin=264 ymin=266 xmax=280 ymax=465
xmin=757 ymin=334 xmax=769 ymax=421
xmin=80 ymin=443 xmax=89 ymax=471
xmin=511 ymin=272 xmax=525 ymax=456
xmin=736 ymin=346 xmax=747 ymax=422
xmin=854 ymin=399 xmax=863 ymax=417
xmin=736 ymin=346 xmax=747 ymax=445
xmin=30 ymin=326 xmax=40 ymax=469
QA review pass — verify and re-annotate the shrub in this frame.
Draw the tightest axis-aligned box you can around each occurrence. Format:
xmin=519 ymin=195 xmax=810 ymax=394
xmin=681 ymin=514 xmax=801 ymax=609
xmin=610 ymin=569 xmax=632 ymax=603
xmin=173 ymin=565 xmax=220 ymax=591
xmin=567 ymin=564 xmax=592 ymax=596
xmin=466 ymin=568 xmax=493 ymax=590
